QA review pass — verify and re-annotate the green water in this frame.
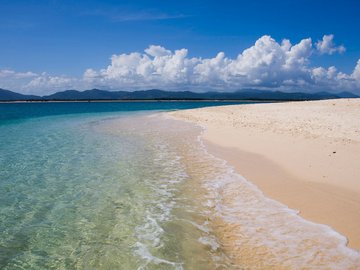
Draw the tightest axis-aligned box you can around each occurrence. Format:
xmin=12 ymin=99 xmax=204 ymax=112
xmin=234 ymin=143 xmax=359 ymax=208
xmin=2 ymin=103 xmax=360 ymax=269
xmin=0 ymin=109 xmax=231 ymax=269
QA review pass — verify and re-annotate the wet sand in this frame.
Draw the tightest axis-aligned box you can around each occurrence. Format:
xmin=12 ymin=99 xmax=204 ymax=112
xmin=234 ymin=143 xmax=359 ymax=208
xmin=170 ymin=98 xmax=360 ymax=250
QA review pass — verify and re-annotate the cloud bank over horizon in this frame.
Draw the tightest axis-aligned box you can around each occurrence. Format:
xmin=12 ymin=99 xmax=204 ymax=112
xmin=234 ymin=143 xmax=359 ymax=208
xmin=1 ymin=34 xmax=360 ymax=95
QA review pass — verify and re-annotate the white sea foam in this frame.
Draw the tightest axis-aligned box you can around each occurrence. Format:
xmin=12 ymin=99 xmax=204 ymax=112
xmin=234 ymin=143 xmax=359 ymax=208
xmin=198 ymin=236 xmax=221 ymax=251
xmin=134 ymin=242 xmax=184 ymax=270
xmin=98 ymin=114 xmax=230 ymax=268
xmin=102 ymin=113 xmax=360 ymax=268
xmin=133 ymin=141 xmax=188 ymax=267
xmin=192 ymin=121 xmax=360 ymax=268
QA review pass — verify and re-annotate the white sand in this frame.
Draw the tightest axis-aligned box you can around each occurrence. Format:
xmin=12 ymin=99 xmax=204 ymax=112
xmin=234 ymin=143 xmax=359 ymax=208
xmin=170 ymin=98 xmax=360 ymax=250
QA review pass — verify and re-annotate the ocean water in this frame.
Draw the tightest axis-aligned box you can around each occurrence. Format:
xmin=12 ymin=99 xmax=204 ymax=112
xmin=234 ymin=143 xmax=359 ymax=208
xmin=0 ymin=101 xmax=248 ymax=124
xmin=0 ymin=101 xmax=242 ymax=269
xmin=1 ymin=102 xmax=360 ymax=269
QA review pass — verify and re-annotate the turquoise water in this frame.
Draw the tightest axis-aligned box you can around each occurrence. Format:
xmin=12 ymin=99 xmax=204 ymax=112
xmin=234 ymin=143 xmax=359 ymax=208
xmin=0 ymin=102 xmax=241 ymax=269
xmin=0 ymin=101 xmax=246 ymax=124
xmin=2 ymin=102 xmax=360 ymax=269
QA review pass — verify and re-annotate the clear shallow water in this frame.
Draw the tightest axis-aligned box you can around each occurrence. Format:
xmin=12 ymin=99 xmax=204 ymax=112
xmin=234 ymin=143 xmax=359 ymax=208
xmin=1 ymin=102 xmax=360 ymax=269
xmin=0 ymin=102 xmax=241 ymax=269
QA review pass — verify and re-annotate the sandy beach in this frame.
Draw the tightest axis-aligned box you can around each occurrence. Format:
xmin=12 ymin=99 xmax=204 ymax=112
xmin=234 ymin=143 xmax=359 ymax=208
xmin=170 ymin=98 xmax=360 ymax=251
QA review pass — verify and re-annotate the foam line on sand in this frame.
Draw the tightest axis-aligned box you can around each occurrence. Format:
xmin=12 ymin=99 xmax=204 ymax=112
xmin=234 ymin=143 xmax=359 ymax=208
xmin=170 ymin=98 xmax=360 ymax=250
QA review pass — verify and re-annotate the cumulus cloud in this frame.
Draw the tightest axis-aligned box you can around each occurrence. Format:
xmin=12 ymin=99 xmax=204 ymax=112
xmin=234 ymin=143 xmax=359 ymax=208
xmin=316 ymin=34 xmax=346 ymax=55
xmin=0 ymin=69 xmax=39 ymax=93
xmin=352 ymin=60 xmax=360 ymax=80
xmin=83 ymin=35 xmax=359 ymax=93
xmin=0 ymin=69 xmax=37 ymax=78
xmin=1 ymin=34 xmax=360 ymax=95
xmin=0 ymin=69 xmax=79 ymax=95
xmin=26 ymin=72 xmax=79 ymax=93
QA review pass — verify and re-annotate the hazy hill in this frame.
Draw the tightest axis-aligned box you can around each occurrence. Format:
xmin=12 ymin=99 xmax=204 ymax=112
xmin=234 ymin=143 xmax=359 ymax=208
xmin=42 ymin=88 xmax=359 ymax=101
xmin=0 ymin=88 xmax=358 ymax=101
xmin=0 ymin=88 xmax=41 ymax=101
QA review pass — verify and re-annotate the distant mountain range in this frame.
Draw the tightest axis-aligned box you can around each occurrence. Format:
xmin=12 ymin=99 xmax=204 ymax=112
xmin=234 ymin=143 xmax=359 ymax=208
xmin=0 ymin=88 xmax=358 ymax=101
xmin=0 ymin=88 xmax=42 ymax=101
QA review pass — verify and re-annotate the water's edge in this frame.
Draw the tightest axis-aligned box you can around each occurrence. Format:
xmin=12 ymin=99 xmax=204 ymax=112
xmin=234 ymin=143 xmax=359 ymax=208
xmin=1 ymin=106 xmax=360 ymax=269
xmin=164 ymin=112 xmax=360 ymax=269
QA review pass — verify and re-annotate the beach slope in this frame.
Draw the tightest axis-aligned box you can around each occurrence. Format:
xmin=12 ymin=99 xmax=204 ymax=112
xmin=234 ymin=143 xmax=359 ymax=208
xmin=170 ymin=98 xmax=360 ymax=250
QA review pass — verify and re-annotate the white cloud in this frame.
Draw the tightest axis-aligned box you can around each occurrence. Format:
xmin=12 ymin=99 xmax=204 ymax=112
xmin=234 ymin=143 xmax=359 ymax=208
xmin=0 ymin=69 xmax=79 ymax=95
xmin=0 ymin=69 xmax=37 ymax=79
xmin=25 ymin=73 xmax=78 ymax=93
xmin=0 ymin=69 xmax=39 ymax=94
xmin=352 ymin=59 xmax=360 ymax=81
xmin=1 ymin=34 xmax=360 ymax=95
xmin=316 ymin=34 xmax=346 ymax=55
xmin=84 ymin=35 xmax=350 ymax=91
xmin=144 ymin=45 xmax=172 ymax=57
xmin=84 ymin=9 xmax=187 ymax=23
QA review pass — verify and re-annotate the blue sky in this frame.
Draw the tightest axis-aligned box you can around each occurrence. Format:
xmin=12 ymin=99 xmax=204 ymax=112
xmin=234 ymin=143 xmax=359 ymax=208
xmin=1 ymin=0 xmax=360 ymax=94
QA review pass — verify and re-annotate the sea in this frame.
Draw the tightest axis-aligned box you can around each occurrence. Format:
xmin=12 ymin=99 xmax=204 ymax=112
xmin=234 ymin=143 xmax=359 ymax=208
xmin=1 ymin=101 xmax=359 ymax=270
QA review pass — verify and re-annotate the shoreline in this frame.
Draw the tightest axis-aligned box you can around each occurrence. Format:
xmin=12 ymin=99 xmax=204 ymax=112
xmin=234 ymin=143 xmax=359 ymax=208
xmin=205 ymin=141 xmax=360 ymax=250
xmin=0 ymin=99 xmax=279 ymax=104
xmin=170 ymin=99 xmax=360 ymax=251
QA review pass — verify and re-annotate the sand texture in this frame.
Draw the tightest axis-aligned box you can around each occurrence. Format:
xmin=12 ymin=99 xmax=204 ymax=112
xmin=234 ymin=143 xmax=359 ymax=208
xmin=170 ymin=99 xmax=360 ymax=250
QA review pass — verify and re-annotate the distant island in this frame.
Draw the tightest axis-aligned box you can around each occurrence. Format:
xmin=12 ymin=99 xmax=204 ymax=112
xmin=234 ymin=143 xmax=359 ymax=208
xmin=0 ymin=88 xmax=358 ymax=102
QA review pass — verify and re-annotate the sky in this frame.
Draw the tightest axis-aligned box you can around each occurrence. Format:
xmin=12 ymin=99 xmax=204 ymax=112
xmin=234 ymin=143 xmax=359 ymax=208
xmin=0 ymin=0 xmax=360 ymax=95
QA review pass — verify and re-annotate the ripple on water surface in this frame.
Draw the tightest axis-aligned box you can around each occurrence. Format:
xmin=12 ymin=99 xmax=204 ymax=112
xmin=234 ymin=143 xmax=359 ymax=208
xmin=0 ymin=114 xmax=231 ymax=269
xmin=1 ymin=113 xmax=360 ymax=269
